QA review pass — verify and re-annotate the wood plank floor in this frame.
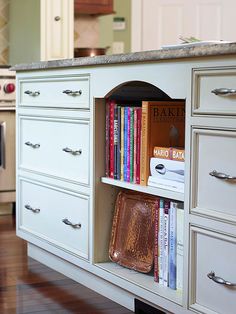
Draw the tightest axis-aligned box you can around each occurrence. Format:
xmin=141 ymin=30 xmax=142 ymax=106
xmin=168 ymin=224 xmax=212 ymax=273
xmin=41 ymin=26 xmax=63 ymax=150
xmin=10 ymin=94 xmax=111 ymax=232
xmin=0 ymin=214 xmax=133 ymax=314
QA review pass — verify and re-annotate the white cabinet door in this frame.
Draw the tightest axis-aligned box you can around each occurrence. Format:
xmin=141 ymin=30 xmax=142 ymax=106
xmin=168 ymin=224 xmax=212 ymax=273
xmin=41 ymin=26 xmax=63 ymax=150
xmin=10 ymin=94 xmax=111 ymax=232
xmin=41 ymin=0 xmax=73 ymax=61
xmin=131 ymin=0 xmax=236 ymax=51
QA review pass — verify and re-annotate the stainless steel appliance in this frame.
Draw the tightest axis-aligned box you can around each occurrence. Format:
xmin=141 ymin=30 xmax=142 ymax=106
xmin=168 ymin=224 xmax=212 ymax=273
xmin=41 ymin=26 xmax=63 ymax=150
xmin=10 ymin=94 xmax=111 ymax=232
xmin=0 ymin=66 xmax=16 ymax=203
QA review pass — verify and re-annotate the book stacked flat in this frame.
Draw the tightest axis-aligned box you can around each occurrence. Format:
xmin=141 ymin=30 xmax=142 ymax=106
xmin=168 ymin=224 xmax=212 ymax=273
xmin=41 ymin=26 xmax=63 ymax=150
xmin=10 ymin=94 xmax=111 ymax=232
xmin=148 ymin=147 xmax=185 ymax=193
xmin=154 ymin=198 xmax=184 ymax=291
xmin=106 ymin=100 xmax=142 ymax=183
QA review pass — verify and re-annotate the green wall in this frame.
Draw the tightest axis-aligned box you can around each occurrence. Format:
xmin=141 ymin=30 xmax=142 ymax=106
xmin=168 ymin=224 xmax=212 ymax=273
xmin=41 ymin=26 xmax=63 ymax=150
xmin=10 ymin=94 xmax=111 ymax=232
xmin=9 ymin=0 xmax=40 ymax=66
xmin=99 ymin=0 xmax=131 ymax=54
xmin=8 ymin=0 xmax=131 ymax=65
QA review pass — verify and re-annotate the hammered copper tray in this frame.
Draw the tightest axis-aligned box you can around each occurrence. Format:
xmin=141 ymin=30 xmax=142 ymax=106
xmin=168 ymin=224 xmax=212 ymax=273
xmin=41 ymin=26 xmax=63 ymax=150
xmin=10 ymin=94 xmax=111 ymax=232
xmin=109 ymin=191 xmax=158 ymax=273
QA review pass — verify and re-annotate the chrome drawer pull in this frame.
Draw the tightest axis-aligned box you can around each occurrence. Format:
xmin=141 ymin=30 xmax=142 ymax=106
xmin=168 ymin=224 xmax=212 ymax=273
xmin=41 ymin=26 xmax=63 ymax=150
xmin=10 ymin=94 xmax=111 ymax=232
xmin=62 ymin=218 xmax=81 ymax=229
xmin=209 ymin=170 xmax=236 ymax=180
xmin=62 ymin=147 xmax=82 ymax=156
xmin=24 ymin=90 xmax=40 ymax=97
xmin=211 ymin=88 xmax=236 ymax=96
xmin=207 ymin=271 xmax=236 ymax=286
xmin=25 ymin=204 xmax=40 ymax=213
xmin=25 ymin=141 xmax=40 ymax=149
xmin=62 ymin=89 xmax=82 ymax=96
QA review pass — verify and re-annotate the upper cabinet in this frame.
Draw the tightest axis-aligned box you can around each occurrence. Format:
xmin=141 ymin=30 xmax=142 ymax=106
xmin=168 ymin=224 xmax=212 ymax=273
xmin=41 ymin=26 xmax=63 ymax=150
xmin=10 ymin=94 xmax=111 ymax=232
xmin=41 ymin=0 xmax=74 ymax=61
xmin=131 ymin=0 xmax=236 ymax=52
xmin=74 ymin=0 xmax=114 ymax=15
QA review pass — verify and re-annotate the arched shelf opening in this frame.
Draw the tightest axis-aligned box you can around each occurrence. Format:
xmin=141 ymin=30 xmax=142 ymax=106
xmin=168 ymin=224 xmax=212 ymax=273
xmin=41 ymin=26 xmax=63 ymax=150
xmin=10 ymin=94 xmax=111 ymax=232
xmin=105 ymin=80 xmax=171 ymax=104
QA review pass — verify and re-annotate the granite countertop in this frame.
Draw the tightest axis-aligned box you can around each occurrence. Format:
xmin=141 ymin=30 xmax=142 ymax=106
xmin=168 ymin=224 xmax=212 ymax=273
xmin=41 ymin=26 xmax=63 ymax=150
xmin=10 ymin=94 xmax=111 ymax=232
xmin=11 ymin=42 xmax=236 ymax=71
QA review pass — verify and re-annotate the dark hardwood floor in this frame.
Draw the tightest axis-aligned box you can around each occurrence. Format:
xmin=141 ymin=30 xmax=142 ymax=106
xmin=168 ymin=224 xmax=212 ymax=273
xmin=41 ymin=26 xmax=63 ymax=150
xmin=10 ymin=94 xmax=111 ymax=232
xmin=0 ymin=214 xmax=133 ymax=314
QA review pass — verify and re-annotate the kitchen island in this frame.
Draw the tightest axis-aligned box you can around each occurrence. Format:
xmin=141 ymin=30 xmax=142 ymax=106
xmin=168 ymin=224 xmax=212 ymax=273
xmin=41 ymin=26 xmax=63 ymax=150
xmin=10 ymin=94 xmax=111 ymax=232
xmin=13 ymin=43 xmax=236 ymax=314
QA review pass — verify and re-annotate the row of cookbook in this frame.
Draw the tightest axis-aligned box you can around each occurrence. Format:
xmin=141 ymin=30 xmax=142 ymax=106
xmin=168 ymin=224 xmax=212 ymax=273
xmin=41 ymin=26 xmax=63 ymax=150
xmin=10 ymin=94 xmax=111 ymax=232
xmin=105 ymin=99 xmax=185 ymax=185
xmin=154 ymin=199 xmax=184 ymax=291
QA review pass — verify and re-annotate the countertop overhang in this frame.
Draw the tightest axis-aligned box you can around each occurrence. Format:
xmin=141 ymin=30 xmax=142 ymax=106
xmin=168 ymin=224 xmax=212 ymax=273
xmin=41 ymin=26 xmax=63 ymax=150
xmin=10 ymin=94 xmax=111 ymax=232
xmin=11 ymin=42 xmax=236 ymax=71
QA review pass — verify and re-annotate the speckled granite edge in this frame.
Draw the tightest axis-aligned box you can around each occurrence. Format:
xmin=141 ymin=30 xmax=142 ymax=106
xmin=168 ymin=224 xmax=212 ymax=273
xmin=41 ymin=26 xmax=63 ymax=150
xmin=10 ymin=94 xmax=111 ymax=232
xmin=11 ymin=42 xmax=236 ymax=71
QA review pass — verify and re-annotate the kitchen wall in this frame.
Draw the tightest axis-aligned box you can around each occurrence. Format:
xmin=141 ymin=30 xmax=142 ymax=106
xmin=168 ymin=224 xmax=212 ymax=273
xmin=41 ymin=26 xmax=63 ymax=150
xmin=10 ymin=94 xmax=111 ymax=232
xmin=0 ymin=0 xmax=10 ymax=64
xmin=9 ymin=0 xmax=40 ymax=65
xmin=99 ymin=0 xmax=131 ymax=54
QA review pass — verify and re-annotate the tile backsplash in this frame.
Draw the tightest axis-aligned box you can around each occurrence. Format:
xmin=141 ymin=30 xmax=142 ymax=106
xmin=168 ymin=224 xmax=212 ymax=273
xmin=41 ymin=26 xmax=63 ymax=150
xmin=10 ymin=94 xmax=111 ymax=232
xmin=74 ymin=15 xmax=99 ymax=48
xmin=0 ymin=0 xmax=9 ymax=64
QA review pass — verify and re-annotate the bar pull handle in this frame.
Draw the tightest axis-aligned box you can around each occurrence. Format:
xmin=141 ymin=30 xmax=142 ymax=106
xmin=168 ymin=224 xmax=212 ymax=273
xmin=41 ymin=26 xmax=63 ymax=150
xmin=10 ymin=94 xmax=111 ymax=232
xmin=62 ymin=218 xmax=81 ymax=229
xmin=62 ymin=147 xmax=82 ymax=156
xmin=25 ymin=204 xmax=40 ymax=213
xmin=24 ymin=90 xmax=40 ymax=97
xmin=207 ymin=271 xmax=236 ymax=286
xmin=211 ymin=88 xmax=236 ymax=96
xmin=62 ymin=89 xmax=82 ymax=96
xmin=25 ymin=141 xmax=40 ymax=149
xmin=209 ymin=170 xmax=236 ymax=180
xmin=0 ymin=122 xmax=6 ymax=168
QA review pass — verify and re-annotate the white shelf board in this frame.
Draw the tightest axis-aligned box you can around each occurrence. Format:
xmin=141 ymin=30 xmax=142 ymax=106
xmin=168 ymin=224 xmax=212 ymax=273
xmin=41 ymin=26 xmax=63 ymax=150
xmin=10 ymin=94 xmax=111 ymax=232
xmin=95 ymin=262 xmax=182 ymax=305
xmin=101 ymin=177 xmax=184 ymax=202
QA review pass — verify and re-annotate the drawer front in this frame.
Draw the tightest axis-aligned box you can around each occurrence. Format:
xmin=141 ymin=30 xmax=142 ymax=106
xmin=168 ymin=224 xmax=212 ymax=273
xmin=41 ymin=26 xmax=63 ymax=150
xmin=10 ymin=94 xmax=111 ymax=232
xmin=192 ymin=68 xmax=236 ymax=116
xmin=19 ymin=116 xmax=90 ymax=185
xmin=19 ymin=76 xmax=89 ymax=109
xmin=189 ymin=226 xmax=236 ymax=314
xmin=19 ymin=179 xmax=89 ymax=259
xmin=191 ymin=128 xmax=236 ymax=223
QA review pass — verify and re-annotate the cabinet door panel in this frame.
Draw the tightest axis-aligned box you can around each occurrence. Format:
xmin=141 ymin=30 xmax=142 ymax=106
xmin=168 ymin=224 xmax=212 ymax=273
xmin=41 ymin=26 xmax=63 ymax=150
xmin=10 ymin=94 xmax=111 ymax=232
xmin=191 ymin=128 xmax=236 ymax=223
xmin=189 ymin=226 xmax=236 ymax=314
xmin=19 ymin=116 xmax=90 ymax=185
xmin=19 ymin=178 xmax=89 ymax=259
xmin=41 ymin=0 xmax=73 ymax=60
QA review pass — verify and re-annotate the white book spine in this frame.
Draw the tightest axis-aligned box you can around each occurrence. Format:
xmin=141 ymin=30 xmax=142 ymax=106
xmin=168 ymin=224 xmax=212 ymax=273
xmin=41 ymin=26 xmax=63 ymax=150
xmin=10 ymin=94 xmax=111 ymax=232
xmin=148 ymin=176 xmax=184 ymax=193
xmin=176 ymin=204 xmax=184 ymax=292
xmin=168 ymin=202 xmax=177 ymax=290
xmin=163 ymin=200 xmax=169 ymax=287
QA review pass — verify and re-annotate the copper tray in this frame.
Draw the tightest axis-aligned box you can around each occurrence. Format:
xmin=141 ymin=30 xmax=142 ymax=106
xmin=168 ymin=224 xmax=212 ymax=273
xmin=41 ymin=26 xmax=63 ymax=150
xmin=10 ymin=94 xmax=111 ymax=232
xmin=109 ymin=191 xmax=158 ymax=273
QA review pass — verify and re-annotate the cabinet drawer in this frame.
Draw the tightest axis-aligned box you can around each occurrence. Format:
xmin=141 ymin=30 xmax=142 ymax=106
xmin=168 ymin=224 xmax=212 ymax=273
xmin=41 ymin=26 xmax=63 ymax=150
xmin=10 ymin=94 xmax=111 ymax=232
xmin=19 ymin=76 xmax=89 ymax=109
xmin=19 ymin=179 xmax=89 ymax=259
xmin=189 ymin=226 xmax=236 ymax=314
xmin=19 ymin=116 xmax=90 ymax=185
xmin=191 ymin=128 xmax=236 ymax=223
xmin=192 ymin=68 xmax=236 ymax=116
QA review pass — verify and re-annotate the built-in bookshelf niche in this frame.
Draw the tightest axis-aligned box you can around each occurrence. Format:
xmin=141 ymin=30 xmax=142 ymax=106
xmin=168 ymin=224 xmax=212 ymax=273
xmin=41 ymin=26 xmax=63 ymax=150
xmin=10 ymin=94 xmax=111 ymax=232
xmin=93 ymin=80 xmax=185 ymax=305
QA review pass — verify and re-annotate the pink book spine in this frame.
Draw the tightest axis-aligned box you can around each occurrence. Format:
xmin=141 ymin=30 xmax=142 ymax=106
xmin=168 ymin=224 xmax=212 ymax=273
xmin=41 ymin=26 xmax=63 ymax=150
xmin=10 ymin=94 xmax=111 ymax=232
xmin=136 ymin=107 xmax=142 ymax=184
xmin=109 ymin=100 xmax=115 ymax=178
xmin=154 ymin=198 xmax=160 ymax=282
xmin=126 ymin=107 xmax=131 ymax=182
xmin=133 ymin=108 xmax=138 ymax=183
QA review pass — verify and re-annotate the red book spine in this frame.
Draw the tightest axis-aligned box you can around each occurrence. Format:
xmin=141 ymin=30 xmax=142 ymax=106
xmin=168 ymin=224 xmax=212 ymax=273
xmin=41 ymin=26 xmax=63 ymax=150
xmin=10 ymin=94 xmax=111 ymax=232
xmin=154 ymin=198 xmax=160 ymax=282
xmin=109 ymin=100 xmax=115 ymax=178
xmin=136 ymin=107 xmax=142 ymax=184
